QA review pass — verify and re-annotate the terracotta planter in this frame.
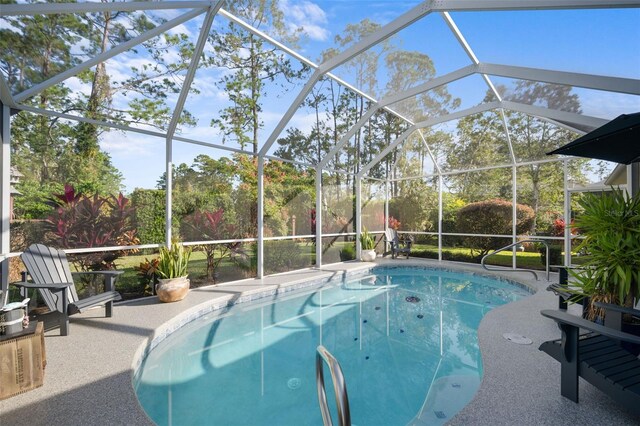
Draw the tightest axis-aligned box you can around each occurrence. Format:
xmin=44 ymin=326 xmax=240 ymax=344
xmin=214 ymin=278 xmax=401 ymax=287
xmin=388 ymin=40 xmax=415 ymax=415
xmin=156 ymin=276 xmax=190 ymax=303
xmin=361 ymin=249 xmax=376 ymax=262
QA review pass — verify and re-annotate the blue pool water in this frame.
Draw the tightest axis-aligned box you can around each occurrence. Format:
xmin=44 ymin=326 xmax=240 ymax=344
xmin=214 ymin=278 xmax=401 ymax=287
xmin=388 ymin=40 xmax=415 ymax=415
xmin=135 ymin=267 xmax=530 ymax=425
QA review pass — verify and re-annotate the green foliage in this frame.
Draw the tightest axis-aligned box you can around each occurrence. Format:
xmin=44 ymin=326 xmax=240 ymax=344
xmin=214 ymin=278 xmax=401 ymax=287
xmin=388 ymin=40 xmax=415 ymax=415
xmin=207 ymin=2 xmax=307 ymax=153
xmin=264 ymin=240 xmax=307 ymax=275
xmin=235 ymin=241 xmax=307 ymax=275
xmin=538 ymin=244 xmax=563 ymax=267
xmin=13 ymin=180 xmax=63 ymax=219
xmin=456 ymin=199 xmax=535 ymax=259
xmin=339 ymin=244 xmax=356 ymax=261
xmin=4 ymin=7 xmax=197 ymax=220
xmin=180 ymin=209 xmax=241 ymax=281
xmin=359 ymin=227 xmax=375 ymax=250
xmin=129 ymin=189 xmax=166 ymax=244
xmin=134 ymin=257 xmax=159 ymax=295
xmin=569 ymin=189 xmax=640 ymax=311
xmin=157 ymin=239 xmax=192 ymax=279
xmin=389 ymin=178 xmax=438 ymax=232
xmin=438 ymin=194 xmax=466 ymax=233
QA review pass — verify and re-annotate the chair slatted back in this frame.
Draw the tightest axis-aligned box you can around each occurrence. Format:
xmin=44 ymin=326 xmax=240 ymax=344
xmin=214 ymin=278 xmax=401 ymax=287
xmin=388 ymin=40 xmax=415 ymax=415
xmin=21 ymin=244 xmax=78 ymax=313
xmin=384 ymin=228 xmax=399 ymax=245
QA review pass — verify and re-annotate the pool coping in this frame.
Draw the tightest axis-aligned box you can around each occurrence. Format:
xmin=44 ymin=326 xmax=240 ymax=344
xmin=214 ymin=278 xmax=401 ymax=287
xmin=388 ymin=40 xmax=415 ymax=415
xmin=0 ymin=258 xmax=637 ymax=425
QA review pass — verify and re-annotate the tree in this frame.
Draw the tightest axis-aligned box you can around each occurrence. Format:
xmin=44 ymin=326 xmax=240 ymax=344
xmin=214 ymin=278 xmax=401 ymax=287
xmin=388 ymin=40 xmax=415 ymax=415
xmin=207 ymin=0 xmax=307 ymax=153
xmin=456 ymin=199 xmax=535 ymax=259
xmin=180 ymin=209 xmax=240 ymax=281
xmin=445 ymin=83 xmax=603 ymax=234
xmin=2 ymin=4 xmax=199 ymax=218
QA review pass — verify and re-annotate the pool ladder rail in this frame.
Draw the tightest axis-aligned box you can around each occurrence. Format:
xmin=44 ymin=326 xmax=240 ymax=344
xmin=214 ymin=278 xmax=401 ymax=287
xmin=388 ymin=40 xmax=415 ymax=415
xmin=481 ymin=239 xmax=550 ymax=281
xmin=316 ymin=345 xmax=351 ymax=426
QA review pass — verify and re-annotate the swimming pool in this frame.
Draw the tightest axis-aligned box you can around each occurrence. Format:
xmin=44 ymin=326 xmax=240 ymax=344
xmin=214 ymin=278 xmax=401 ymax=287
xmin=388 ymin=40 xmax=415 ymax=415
xmin=134 ymin=266 xmax=530 ymax=425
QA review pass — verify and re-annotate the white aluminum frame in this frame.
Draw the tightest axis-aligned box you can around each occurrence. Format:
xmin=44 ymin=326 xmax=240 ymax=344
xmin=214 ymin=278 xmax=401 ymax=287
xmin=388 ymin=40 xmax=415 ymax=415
xmin=1 ymin=0 xmax=639 ymax=279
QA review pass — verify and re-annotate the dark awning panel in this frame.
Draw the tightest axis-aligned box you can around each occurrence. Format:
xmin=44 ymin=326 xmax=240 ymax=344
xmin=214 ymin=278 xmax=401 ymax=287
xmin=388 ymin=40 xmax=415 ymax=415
xmin=547 ymin=112 xmax=640 ymax=164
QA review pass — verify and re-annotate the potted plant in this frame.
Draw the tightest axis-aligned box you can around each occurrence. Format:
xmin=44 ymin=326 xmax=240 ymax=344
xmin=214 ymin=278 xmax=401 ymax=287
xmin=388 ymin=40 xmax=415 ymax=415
xmin=360 ymin=227 xmax=376 ymax=262
xmin=569 ymin=188 xmax=640 ymax=321
xmin=155 ymin=239 xmax=192 ymax=303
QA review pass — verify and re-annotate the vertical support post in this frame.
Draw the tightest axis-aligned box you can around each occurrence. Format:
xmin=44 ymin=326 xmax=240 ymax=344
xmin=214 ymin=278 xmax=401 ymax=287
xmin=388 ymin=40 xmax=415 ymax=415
xmin=257 ymin=157 xmax=264 ymax=278
xmin=355 ymin=176 xmax=362 ymax=260
xmin=1 ymin=104 xmax=10 ymax=306
xmin=512 ymin=166 xmax=517 ymax=269
xmin=628 ymin=163 xmax=639 ymax=198
xmin=315 ymin=166 xmax=322 ymax=268
xmin=558 ymin=267 xmax=569 ymax=310
xmin=438 ymin=175 xmax=443 ymax=261
xmin=384 ymin=179 xmax=389 ymax=253
xmin=560 ymin=323 xmax=579 ymax=403
xmin=59 ymin=289 xmax=69 ymax=336
xmin=384 ymin=179 xmax=389 ymax=225
xmin=563 ymin=160 xmax=571 ymax=267
xmin=165 ymin=137 xmax=172 ymax=247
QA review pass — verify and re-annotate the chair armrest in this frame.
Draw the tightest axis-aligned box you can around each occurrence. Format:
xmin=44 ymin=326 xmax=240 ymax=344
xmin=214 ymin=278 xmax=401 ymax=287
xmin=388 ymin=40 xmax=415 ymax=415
xmin=541 ymin=309 xmax=640 ymax=345
xmin=593 ymin=302 xmax=640 ymax=317
xmin=12 ymin=281 xmax=71 ymax=291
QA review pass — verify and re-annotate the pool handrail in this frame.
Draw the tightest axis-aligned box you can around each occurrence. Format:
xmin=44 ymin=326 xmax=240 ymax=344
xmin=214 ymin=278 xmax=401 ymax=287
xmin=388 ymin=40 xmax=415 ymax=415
xmin=316 ymin=345 xmax=351 ymax=426
xmin=481 ymin=239 xmax=550 ymax=281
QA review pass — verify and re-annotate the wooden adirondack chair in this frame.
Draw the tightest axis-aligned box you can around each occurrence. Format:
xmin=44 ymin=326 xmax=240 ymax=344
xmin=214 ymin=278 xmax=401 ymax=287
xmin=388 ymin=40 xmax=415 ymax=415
xmin=384 ymin=229 xmax=412 ymax=259
xmin=540 ymin=304 xmax=640 ymax=416
xmin=14 ymin=244 xmax=122 ymax=336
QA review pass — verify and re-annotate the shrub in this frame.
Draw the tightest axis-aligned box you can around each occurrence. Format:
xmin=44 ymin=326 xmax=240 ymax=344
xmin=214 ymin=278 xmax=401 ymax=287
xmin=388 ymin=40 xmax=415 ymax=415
xmin=129 ymin=189 xmax=165 ymax=244
xmin=233 ymin=241 xmax=306 ymax=275
xmin=45 ymin=184 xmax=139 ymax=271
xmin=339 ymin=244 xmax=356 ymax=261
xmin=135 ymin=257 xmax=159 ymax=295
xmin=409 ymin=248 xmax=439 ymax=259
xmin=456 ymin=199 xmax=535 ymax=259
xmin=263 ymin=240 xmax=306 ymax=274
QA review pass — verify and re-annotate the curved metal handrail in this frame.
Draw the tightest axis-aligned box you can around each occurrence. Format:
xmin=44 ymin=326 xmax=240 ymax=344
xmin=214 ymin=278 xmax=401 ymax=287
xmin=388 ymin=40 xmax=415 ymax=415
xmin=316 ymin=345 xmax=351 ymax=426
xmin=481 ymin=239 xmax=550 ymax=281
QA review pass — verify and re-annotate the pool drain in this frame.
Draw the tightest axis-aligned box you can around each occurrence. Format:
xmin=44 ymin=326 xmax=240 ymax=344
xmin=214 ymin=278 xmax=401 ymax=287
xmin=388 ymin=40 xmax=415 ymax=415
xmin=405 ymin=296 xmax=420 ymax=303
xmin=287 ymin=378 xmax=301 ymax=390
xmin=503 ymin=333 xmax=532 ymax=345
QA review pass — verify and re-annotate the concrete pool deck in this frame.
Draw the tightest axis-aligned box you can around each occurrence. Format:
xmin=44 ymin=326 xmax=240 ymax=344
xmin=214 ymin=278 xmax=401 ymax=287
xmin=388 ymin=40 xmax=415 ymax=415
xmin=0 ymin=258 xmax=637 ymax=425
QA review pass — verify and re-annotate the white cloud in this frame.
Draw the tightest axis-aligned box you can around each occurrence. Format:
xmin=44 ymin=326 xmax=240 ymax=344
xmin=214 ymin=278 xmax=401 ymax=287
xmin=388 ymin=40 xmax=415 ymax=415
xmin=64 ymin=76 xmax=92 ymax=97
xmin=100 ymin=130 xmax=160 ymax=158
xmin=261 ymin=110 xmax=318 ymax=135
xmin=579 ymin=90 xmax=640 ymax=120
xmin=282 ymin=0 xmax=330 ymax=42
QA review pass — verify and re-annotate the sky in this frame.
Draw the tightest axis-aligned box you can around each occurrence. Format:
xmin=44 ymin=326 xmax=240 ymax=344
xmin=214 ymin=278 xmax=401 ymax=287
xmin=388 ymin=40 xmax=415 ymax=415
xmin=6 ymin=1 xmax=640 ymax=193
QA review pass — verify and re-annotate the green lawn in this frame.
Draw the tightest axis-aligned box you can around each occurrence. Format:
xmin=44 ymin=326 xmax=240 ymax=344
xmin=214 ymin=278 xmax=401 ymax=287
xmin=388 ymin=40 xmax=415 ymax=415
xmin=410 ymin=243 xmax=583 ymax=269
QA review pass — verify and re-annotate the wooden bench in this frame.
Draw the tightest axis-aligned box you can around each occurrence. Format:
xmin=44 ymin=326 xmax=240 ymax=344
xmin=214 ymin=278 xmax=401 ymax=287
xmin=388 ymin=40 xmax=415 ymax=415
xmin=540 ymin=309 xmax=640 ymax=416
